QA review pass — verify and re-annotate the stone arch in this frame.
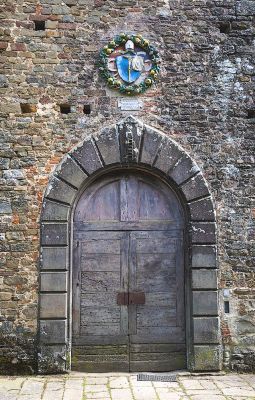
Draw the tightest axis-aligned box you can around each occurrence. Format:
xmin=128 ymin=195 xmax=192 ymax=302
xmin=38 ymin=116 xmax=222 ymax=373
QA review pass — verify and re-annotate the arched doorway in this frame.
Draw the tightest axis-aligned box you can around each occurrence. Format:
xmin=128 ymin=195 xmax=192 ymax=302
xmin=72 ymin=171 xmax=185 ymax=372
xmin=39 ymin=116 xmax=221 ymax=374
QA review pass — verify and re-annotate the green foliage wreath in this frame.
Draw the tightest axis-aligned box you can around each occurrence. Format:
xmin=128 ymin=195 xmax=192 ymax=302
xmin=98 ymin=33 xmax=160 ymax=95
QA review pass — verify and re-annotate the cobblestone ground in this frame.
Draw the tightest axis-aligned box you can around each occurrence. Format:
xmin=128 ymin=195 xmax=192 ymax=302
xmin=0 ymin=373 xmax=255 ymax=400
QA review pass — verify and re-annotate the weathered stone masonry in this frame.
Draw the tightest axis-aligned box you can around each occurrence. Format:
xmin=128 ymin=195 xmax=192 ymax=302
xmin=0 ymin=0 xmax=254 ymax=373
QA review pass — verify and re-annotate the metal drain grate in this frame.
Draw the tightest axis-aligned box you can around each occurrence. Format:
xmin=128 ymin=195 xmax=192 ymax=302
xmin=137 ymin=374 xmax=177 ymax=382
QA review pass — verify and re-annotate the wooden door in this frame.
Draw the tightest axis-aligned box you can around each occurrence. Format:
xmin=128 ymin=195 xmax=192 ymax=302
xmin=72 ymin=172 xmax=186 ymax=372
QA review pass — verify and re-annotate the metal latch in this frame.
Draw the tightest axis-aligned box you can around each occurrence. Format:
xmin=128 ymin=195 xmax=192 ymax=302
xmin=117 ymin=292 xmax=145 ymax=305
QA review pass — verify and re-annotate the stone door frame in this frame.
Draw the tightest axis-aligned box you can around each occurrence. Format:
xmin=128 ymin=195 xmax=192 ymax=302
xmin=39 ymin=116 xmax=222 ymax=373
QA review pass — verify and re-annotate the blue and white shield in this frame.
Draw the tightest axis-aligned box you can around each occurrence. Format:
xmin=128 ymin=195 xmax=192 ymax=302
xmin=116 ymin=53 xmax=144 ymax=83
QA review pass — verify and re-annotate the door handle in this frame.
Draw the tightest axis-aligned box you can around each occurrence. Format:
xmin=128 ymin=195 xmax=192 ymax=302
xmin=117 ymin=292 xmax=145 ymax=305
xmin=129 ymin=292 xmax=145 ymax=305
xmin=117 ymin=292 xmax=129 ymax=305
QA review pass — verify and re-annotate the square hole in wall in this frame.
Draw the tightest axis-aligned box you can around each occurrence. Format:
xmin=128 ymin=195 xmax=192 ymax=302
xmin=247 ymin=109 xmax=255 ymax=119
xmin=20 ymin=103 xmax=37 ymax=113
xmin=60 ymin=104 xmax=71 ymax=114
xmin=224 ymin=301 xmax=230 ymax=314
xmin=219 ymin=22 xmax=231 ymax=34
xmin=34 ymin=21 xmax=46 ymax=31
xmin=83 ymin=105 xmax=91 ymax=115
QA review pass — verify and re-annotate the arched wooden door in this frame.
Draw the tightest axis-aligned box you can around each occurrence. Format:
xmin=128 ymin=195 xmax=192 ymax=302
xmin=72 ymin=171 xmax=186 ymax=372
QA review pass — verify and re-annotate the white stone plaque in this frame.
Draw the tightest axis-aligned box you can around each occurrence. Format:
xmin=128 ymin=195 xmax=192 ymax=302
xmin=118 ymin=98 xmax=143 ymax=111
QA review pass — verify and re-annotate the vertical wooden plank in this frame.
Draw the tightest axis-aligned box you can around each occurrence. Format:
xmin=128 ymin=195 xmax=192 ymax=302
xmin=72 ymin=237 xmax=81 ymax=336
xmin=176 ymin=232 xmax=185 ymax=327
xmin=126 ymin=175 xmax=139 ymax=221
xmin=129 ymin=232 xmax=137 ymax=335
xmin=120 ymin=232 xmax=129 ymax=335
xmin=120 ymin=177 xmax=128 ymax=221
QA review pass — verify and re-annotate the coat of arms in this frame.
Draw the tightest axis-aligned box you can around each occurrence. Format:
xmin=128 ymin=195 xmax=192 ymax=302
xmin=98 ymin=34 xmax=160 ymax=95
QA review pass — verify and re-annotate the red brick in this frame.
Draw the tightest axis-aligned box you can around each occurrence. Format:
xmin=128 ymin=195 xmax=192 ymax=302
xmin=11 ymin=43 xmax=26 ymax=51
xmin=58 ymin=23 xmax=76 ymax=30
xmin=0 ymin=42 xmax=8 ymax=49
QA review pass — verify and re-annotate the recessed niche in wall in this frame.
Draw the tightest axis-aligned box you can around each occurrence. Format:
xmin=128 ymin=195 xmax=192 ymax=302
xmin=83 ymin=105 xmax=91 ymax=115
xmin=20 ymin=104 xmax=37 ymax=113
xmin=247 ymin=109 xmax=255 ymax=119
xmin=224 ymin=301 xmax=230 ymax=314
xmin=60 ymin=104 xmax=71 ymax=114
xmin=34 ymin=21 xmax=46 ymax=31
xmin=219 ymin=22 xmax=231 ymax=34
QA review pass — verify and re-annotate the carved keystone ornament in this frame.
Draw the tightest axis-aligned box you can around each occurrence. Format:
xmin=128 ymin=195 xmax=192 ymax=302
xmin=98 ymin=33 xmax=160 ymax=95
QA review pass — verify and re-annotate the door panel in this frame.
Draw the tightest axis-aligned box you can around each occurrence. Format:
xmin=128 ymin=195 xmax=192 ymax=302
xmin=72 ymin=172 xmax=186 ymax=372
xmin=129 ymin=231 xmax=186 ymax=372
xmin=72 ymin=231 xmax=129 ymax=372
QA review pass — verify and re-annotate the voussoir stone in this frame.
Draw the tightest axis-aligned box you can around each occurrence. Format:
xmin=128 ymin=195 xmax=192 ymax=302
xmin=154 ymin=138 xmax=183 ymax=173
xmin=45 ymin=177 xmax=77 ymax=205
xmin=41 ymin=200 xmax=70 ymax=221
xmin=71 ymin=138 xmax=103 ymax=174
xmin=169 ymin=155 xmax=200 ymax=185
xmin=188 ymin=197 xmax=215 ymax=221
xmin=141 ymin=125 xmax=163 ymax=165
xmin=55 ymin=155 xmax=88 ymax=189
xmin=95 ymin=126 xmax=120 ymax=165
xmin=181 ymin=173 xmax=210 ymax=201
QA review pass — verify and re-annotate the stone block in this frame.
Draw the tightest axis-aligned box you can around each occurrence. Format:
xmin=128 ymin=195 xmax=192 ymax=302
xmin=0 ymin=157 xmax=10 ymax=170
xmin=141 ymin=125 xmax=162 ymax=165
xmin=72 ymin=138 xmax=103 ymax=174
xmin=0 ymin=103 xmax=21 ymax=114
xmin=181 ymin=173 xmax=209 ymax=201
xmin=3 ymin=169 xmax=25 ymax=179
xmin=117 ymin=116 xmax=143 ymax=163
xmin=38 ymin=344 xmax=68 ymax=374
xmin=191 ymin=222 xmax=216 ymax=244
xmin=41 ymin=247 xmax=68 ymax=270
xmin=193 ymin=317 xmax=220 ymax=344
xmin=192 ymin=269 xmax=218 ymax=289
xmin=41 ymin=223 xmax=68 ymax=246
xmin=95 ymin=127 xmax=120 ymax=165
xmin=0 ymin=199 xmax=12 ymax=214
xmin=40 ymin=320 xmax=67 ymax=344
xmin=40 ymin=272 xmax=67 ymax=292
xmin=188 ymin=197 xmax=215 ymax=221
xmin=169 ymin=155 xmax=199 ymax=185
xmin=193 ymin=345 xmax=222 ymax=371
xmin=154 ymin=139 xmax=183 ymax=173
xmin=40 ymin=294 xmax=67 ymax=318
xmin=55 ymin=155 xmax=87 ymax=189
xmin=41 ymin=200 xmax=70 ymax=221
xmin=45 ymin=177 xmax=77 ymax=205
xmin=192 ymin=245 xmax=217 ymax=268
xmin=193 ymin=291 xmax=218 ymax=315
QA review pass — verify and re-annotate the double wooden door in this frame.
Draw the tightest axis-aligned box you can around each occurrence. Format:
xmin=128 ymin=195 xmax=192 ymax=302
xmin=72 ymin=172 xmax=186 ymax=372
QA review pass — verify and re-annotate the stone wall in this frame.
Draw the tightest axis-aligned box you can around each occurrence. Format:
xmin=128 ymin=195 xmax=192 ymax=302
xmin=0 ymin=0 xmax=254 ymax=373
